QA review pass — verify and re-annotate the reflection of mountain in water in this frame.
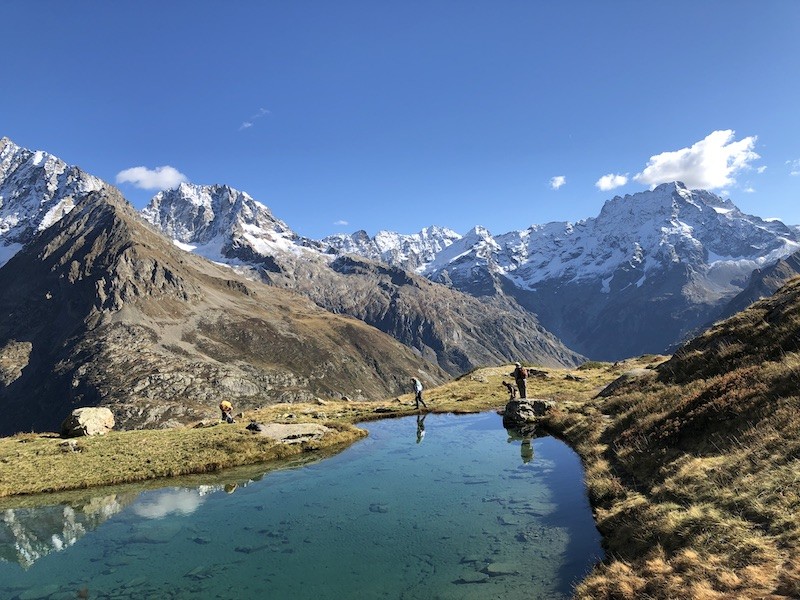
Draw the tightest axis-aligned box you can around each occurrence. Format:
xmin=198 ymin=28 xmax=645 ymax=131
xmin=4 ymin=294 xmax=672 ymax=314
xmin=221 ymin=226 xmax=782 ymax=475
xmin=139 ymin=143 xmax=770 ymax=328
xmin=0 ymin=471 xmax=269 ymax=568
xmin=0 ymin=494 xmax=135 ymax=568
xmin=0 ymin=449 xmax=338 ymax=568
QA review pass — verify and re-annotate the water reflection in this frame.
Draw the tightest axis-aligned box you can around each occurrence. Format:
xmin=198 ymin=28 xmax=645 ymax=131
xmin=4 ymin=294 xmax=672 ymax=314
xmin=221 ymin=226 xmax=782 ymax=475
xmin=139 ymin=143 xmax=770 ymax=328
xmin=415 ymin=412 xmax=427 ymax=444
xmin=0 ymin=460 xmax=300 ymax=569
xmin=1 ymin=494 xmax=133 ymax=568
xmin=0 ymin=413 xmax=602 ymax=600
xmin=506 ymin=424 xmax=546 ymax=465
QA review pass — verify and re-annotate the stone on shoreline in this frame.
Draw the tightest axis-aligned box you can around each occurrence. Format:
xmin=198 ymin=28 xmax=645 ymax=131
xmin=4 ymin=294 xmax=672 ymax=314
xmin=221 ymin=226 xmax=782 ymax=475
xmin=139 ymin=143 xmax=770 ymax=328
xmin=60 ymin=407 xmax=115 ymax=438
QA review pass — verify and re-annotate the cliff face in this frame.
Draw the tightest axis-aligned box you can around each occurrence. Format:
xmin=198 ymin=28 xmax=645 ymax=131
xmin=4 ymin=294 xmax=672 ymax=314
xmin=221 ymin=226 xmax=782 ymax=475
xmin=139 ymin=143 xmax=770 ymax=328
xmin=0 ymin=189 xmax=446 ymax=435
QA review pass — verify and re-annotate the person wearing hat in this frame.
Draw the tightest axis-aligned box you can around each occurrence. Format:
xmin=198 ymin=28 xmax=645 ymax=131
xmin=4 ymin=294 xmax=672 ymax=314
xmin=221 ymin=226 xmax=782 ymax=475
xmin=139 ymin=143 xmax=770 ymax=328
xmin=510 ymin=362 xmax=528 ymax=399
xmin=411 ymin=377 xmax=427 ymax=410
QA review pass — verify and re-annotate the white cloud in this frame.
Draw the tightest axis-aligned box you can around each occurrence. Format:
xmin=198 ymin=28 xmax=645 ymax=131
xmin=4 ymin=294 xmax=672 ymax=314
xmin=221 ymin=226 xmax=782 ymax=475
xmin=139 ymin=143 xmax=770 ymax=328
xmin=595 ymin=173 xmax=628 ymax=191
xmin=116 ymin=166 xmax=188 ymax=191
xmin=634 ymin=130 xmax=760 ymax=190
xmin=787 ymin=159 xmax=800 ymax=176
xmin=757 ymin=166 xmax=767 ymax=174
xmin=744 ymin=187 xmax=756 ymax=193
xmin=239 ymin=107 xmax=270 ymax=131
xmin=132 ymin=489 xmax=203 ymax=519
xmin=334 ymin=219 xmax=349 ymax=226
xmin=550 ymin=175 xmax=566 ymax=190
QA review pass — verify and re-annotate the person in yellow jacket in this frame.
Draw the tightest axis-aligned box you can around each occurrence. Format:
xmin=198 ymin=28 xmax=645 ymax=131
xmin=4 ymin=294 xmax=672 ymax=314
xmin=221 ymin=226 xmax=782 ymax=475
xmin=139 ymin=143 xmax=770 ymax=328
xmin=219 ymin=400 xmax=235 ymax=423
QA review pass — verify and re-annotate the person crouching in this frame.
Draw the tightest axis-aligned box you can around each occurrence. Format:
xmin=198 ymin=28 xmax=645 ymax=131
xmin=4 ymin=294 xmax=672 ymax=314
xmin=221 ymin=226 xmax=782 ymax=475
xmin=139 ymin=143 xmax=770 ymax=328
xmin=219 ymin=400 xmax=235 ymax=423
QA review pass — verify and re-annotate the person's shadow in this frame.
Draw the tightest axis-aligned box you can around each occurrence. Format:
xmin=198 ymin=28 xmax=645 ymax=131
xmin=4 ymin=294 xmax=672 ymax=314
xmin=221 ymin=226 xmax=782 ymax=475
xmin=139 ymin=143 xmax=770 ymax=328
xmin=416 ymin=413 xmax=427 ymax=444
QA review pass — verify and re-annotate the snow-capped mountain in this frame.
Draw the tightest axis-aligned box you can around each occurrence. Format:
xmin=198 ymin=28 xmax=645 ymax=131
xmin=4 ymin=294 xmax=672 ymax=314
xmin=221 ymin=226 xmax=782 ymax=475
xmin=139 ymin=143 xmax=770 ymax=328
xmin=2 ymin=137 xmax=797 ymax=363
xmin=141 ymin=182 xmax=584 ymax=373
xmin=323 ymin=226 xmax=461 ymax=272
xmin=328 ymin=183 xmax=800 ymax=359
xmin=142 ymin=182 xmax=319 ymax=263
xmin=0 ymin=138 xmax=105 ymax=266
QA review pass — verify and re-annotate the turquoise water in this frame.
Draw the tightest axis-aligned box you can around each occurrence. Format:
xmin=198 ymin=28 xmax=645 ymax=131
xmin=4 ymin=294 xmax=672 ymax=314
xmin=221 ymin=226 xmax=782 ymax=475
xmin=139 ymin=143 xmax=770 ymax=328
xmin=0 ymin=412 xmax=602 ymax=599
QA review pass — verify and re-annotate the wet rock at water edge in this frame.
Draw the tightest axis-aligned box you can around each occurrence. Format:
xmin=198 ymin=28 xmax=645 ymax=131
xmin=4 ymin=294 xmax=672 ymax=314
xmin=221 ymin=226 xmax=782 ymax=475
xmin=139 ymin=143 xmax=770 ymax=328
xmin=502 ymin=399 xmax=553 ymax=427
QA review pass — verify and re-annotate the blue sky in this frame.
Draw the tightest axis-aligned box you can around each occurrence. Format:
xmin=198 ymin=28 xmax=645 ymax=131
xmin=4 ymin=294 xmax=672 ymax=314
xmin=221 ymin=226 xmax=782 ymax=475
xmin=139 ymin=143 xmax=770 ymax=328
xmin=3 ymin=1 xmax=800 ymax=238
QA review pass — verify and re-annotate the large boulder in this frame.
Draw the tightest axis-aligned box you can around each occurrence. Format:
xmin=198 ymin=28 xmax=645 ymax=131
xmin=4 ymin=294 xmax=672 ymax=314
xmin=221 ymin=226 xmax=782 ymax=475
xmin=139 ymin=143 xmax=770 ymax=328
xmin=60 ymin=407 xmax=115 ymax=438
xmin=502 ymin=399 xmax=554 ymax=428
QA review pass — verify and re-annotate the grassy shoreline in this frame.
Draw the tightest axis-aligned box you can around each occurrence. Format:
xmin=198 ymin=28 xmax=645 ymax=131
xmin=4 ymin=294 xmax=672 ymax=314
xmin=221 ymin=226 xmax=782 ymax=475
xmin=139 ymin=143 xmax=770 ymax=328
xmin=4 ymin=353 xmax=797 ymax=598
xmin=0 ymin=361 xmax=619 ymax=501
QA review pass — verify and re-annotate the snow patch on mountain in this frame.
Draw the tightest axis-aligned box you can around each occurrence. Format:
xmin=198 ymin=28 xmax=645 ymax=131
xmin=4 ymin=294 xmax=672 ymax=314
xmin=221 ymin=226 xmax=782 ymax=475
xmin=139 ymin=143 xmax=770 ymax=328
xmin=410 ymin=182 xmax=799 ymax=299
xmin=0 ymin=137 xmax=104 ymax=266
xmin=141 ymin=182 xmax=321 ymax=266
xmin=323 ymin=226 xmax=461 ymax=272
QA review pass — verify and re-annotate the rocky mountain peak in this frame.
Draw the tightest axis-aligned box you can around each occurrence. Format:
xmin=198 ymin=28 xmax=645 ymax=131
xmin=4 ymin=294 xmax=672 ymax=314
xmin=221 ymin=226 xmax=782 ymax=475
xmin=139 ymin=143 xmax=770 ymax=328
xmin=143 ymin=182 xmax=292 ymax=244
xmin=0 ymin=137 xmax=105 ymax=267
xmin=0 ymin=183 xmax=448 ymax=435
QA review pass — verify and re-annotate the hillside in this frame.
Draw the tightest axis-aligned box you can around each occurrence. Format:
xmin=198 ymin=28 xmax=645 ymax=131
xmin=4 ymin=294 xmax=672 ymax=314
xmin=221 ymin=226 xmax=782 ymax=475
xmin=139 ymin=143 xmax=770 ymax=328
xmin=0 ymin=188 xmax=446 ymax=435
xmin=717 ymin=250 xmax=800 ymax=320
xmin=542 ymin=278 xmax=800 ymax=598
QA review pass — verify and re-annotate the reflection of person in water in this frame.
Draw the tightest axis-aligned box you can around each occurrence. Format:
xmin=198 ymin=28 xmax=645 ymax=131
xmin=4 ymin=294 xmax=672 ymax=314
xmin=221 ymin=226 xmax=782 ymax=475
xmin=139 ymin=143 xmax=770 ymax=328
xmin=416 ymin=413 xmax=427 ymax=444
xmin=520 ymin=435 xmax=534 ymax=464
xmin=507 ymin=427 xmax=535 ymax=464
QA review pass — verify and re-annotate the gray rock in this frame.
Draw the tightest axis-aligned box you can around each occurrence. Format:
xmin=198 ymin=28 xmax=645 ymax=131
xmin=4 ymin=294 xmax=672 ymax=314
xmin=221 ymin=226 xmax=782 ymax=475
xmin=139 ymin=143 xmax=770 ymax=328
xmin=481 ymin=561 xmax=520 ymax=577
xmin=248 ymin=422 xmax=329 ymax=444
xmin=17 ymin=584 xmax=61 ymax=600
xmin=502 ymin=399 xmax=554 ymax=427
xmin=60 ymin=407 xmax=115 ymax=438
xmin=0 ymin=340 xmax=32 ymax=386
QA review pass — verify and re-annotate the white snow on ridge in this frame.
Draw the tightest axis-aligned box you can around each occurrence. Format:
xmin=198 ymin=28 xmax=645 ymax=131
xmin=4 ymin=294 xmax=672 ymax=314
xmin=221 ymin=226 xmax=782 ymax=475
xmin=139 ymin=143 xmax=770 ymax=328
xmin=0 ymin=138 xmax=105 ymax=252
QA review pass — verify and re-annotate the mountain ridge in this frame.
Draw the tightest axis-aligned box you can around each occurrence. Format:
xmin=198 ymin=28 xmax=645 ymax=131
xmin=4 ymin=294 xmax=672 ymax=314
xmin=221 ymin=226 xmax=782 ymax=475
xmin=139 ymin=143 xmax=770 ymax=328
xmin=3 ymin=136 xmax=799 ymax=365
xmin=142 ymin=182 xmax=584 ymax=373
xmin=0 ymin=185 xmax=447 ymax=435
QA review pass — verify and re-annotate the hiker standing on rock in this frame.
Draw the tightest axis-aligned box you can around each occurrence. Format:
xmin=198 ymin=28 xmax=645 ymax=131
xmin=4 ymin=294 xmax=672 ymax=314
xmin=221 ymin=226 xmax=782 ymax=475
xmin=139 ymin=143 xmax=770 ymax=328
xmin=412 ymin=377 xmax=427 ymax=410
xmin=510 ymin=362 xmax=528 ymax=399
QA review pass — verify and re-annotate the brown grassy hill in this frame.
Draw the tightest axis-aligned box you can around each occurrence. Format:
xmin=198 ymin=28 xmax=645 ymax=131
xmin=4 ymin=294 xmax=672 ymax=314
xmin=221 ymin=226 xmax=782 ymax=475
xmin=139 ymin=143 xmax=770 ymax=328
xmin=0 ymin=188 xmax=447 ymax=435
xmin=540 ymin=278 xmax=800 ymax=598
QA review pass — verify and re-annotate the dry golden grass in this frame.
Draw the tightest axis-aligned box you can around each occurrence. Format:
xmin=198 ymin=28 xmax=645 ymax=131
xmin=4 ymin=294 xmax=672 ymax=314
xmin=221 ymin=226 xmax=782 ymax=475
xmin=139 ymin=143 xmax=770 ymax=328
xmin=3 ymin=338 xmax=799 ymax=599
xmin=0 ymin=419 xmax=366 ymax=498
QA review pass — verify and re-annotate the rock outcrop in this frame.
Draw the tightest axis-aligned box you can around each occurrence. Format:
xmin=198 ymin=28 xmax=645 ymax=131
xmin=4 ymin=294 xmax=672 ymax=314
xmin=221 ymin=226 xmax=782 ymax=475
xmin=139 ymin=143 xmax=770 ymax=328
xmin=60 ymin=407 xmax=115 ymax=437
xmin=502 ymin=399 xmax=554 ymax=428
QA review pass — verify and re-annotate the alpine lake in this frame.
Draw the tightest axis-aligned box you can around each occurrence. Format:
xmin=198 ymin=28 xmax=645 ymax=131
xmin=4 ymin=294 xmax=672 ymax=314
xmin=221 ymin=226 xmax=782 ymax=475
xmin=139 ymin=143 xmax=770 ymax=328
xmin=0 ymin=412 xmax=603 ymax=599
